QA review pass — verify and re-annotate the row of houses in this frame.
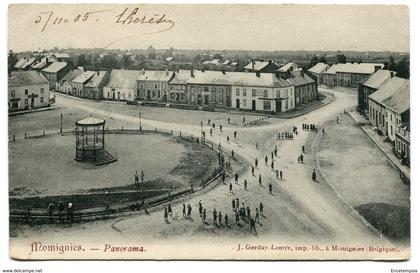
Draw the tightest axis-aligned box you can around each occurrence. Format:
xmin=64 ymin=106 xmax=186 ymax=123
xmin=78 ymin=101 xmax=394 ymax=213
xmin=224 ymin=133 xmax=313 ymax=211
xmin=308 ymin=62 xmax=384 ymax=88
xmin=8 ymin=66 xmax=318 ymax=114
xmin=357 ymin=70 xmax=410 ymax=165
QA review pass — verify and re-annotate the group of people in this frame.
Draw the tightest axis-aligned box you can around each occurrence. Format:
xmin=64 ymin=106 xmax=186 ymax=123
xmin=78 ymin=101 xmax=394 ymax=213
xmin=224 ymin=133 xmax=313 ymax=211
xmin=134 ymin=170 xmax=145 ymax=185
xmin=278 ymin=132 xmax=294 ymax=140
xmin=232 ymin=198 xmax=264 ymax=234
xmin=47 ymin=201 xmax=74 ymax=222
xmin=243 ymin=116 xmax=269 ymax=128
xmin=302 ymin=123 xmax=318 ymax=132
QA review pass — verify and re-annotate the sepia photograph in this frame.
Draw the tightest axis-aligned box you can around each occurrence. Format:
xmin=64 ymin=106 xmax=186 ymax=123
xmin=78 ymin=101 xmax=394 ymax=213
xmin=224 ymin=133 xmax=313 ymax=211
xmin=4 ymin=2 xmax=413 ymax=263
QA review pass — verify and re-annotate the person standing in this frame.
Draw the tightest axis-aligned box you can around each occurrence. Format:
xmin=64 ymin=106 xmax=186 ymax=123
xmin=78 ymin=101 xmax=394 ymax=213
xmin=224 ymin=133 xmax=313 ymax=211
xmin=235 ymin=173 xmax=239 ymax=184
xmin=231 ymin=149 xmax=234 ymax=158
xmin=265 ymin=155 xmax=268 ymax=165
xmin=302 ymin=145 xmax=305 ymax=153
xmin=202 ymin=208 xmax=207 ymax=223
xmin=210 ymin=128 xmax=213 ymax=136
xmin=225 ymin=214 xmax=229 ymax=227
xmin=259 ymin=202 xmax=264 ymax=217
xmin=218 ymin=211 xmax=222 ymax=226
xmin=271 ymin=152 xmax=274 ymax=160
xmin=280 ymin=170 xmax=283 ymax=180
xmin=269 ymin=183 xmax=273 ymax=194
xmin=236 ymin=198 xmax=240 ymax=211
xmin=134 ymin=171 xmax=139 ymax=185
xmin=336 ymin=116 xmax=339 ymax=124
xmin=140 ymin=170 xmax=145 ymax=184
xmin=227 ymin=136 xmax=230 ymax=143
xmin=250 ymin=218 xmax=257 ymax=234
xmin=255 ymin=158 xmax=258 ymax=168
xmin=234 ymin=131 xmax=237 ymax=139
xmin=271 ymin=160 xmax=274 ymax=170
xmin=220 ymin=124 xmax=223 ymax=133
xmin=255 ymin=207 xmax=260 ymax=224
xmin=251 ymin=166 xmax=255 ymax=176
xmin=164 ymin=208 xmax=168 ymax=223
xmin=229 ymin=182 xmax=233 ymax=194
xmin=199 ymin=200 xmax=203 ymax=218
xmin=276 ymin=169 xmax=279 ymax=179
xmin=259 ymin=174 xmax=262 ymax=186
xmin=187 ymin=204 xmax=192 ymax=219
xmin=228 ymin=117 xmax=230 ymax=124
xmin=183 ymin=204 xmax=186 ymax=218
xmin=312 ymin=169 xmax=317 ymax=182
xmin=168 ymin=204 xmax=172 ymax=217
xmin=244 ymin=179 xmax=248 ymax=190
xmin=213 ymin=209 xmax=217 ymax=225
xmin=232 ymin=199 xmax=236 ymax=210
xmin=235 ymin=211 xmax=240 ymax=225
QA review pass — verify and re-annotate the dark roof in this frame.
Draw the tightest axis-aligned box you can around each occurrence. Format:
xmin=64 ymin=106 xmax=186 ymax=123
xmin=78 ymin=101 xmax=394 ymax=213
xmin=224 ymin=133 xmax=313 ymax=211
xmin=369 ymin=77 xmax=408 ymax=106
xmin=308 ymin=63 xmax=330 ymax=74
xmin=287 ymin=71 xmax=316 ymax=86
xmin=106 ymin=69 xmax=142 ymax=89
xmin=85 ymin=71 xmax=108 ymax=88
xmin=381 ymin=81 xmax=410 ymax=114
xmin=59 ymin=69 xmax=85 ymax=84
xmin=8 ymin=71 xmax=49 ymax=86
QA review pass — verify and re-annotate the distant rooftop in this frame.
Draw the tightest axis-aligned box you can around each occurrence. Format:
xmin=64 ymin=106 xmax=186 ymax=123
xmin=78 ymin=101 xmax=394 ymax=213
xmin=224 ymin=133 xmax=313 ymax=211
xmin=42 ymin=62 xmax=68 ymax=73
xmin=9 ymin=71 xmax=49 ymax=86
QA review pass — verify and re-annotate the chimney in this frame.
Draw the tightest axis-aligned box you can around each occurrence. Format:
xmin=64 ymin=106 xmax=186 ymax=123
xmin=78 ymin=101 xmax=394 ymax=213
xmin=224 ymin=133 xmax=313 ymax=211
xmin=256 ymin=72 xmax=260 ymax=78
xmin=300 ymin=70 xmax=304 ymax=77
xmin=97 ymin=71 xmax=100 ymax=75
xmin=222 ymin=70 xmax=226 ymax=75
xmin=374 ymin=65 xmax=381 ymax=72
xmin=202 ymin=68 xmax=205 ymax=73
xmin=252 ymin=60 xmax=255 ymax=70
xmin=165 ymin=69 xmax=169 ymax=76
xmin=275 ymin=71 xmax=280 ymax=79
xmin=190 ymin=69 xmax=194 ymax=78
xmin=268 ymin=60 xmax=272 ymax=64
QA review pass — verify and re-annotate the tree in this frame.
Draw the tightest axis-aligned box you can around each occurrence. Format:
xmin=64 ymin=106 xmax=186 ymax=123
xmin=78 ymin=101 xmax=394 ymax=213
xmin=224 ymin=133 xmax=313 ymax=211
xmin=336 ymin=54 xmax=347 ymax=64
xmin=319 ymin=56 xmax=327 ymax=64
xmin=8 ymin=51 xmax=18 ymax=75
xmin=395 ymin=58 xmax=409 ymax=79
xmin=309 ymin=56 xmax=319 ymax=68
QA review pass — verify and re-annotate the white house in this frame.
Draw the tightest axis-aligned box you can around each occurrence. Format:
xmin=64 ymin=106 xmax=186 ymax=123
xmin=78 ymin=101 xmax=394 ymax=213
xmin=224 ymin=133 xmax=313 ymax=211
xmin=103 ymin=69 xmax=142 ymax=101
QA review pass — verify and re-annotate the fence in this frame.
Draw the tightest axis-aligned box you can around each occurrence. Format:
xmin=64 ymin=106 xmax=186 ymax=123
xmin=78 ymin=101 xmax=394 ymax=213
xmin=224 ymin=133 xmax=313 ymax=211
xmin=9 ymin=125 xmax=229 ymax=225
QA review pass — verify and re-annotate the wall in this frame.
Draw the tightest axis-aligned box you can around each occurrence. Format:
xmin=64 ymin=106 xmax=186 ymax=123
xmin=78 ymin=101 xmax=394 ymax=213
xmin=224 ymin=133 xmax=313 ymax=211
xmin=8 ymin=83 xmax=50 ymax=111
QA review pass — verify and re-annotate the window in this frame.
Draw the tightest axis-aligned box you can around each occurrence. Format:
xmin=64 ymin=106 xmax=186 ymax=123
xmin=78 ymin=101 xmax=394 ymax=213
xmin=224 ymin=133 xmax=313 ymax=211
xmin=152 ymin=91 xmax=156 ymax=97
xmin=11 ymin=90 xmax=15 ymax=97
xmin=154 ymin=84 xmax=157 ymax=88
xmin=242 ymin=99 xmax=247 ymax=107
xmin=276 ymin=90 xmax=280 ymax=97
xmin=285 ymin=100 xmax=289 ymax=110
xmin=40 ymin=88 xmax=44 ymax=94
xmin=263 ymin=90 xmax=268 ymax=98
xmin=25 ymin=89 xmax=28 ymax=95
xmin=190 ymin=95 xmax=195 ymax=103
xmin=243 ymin=89 xmax=247 ymax=96
xmin=204 ymin=87 xmax=209 ymax=92
xmin=24 ymin=99 xmax=28 ymax=105
xmin=236 ymin=88 xmax=240 ymax=96
xmin=252 ymin=89 xmax=256 ymax=97
xmin=263 ymin=100 xmax=271 ymax=111
xmin=40 ymin=97 xmax=44 ymax=103
xmin=128 ymin=93 xmax=132 ymax=98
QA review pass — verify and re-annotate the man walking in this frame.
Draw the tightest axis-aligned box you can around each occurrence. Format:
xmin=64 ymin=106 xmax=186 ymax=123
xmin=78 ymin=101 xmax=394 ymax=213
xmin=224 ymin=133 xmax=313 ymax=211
xmin=259 ymin=174 xmax=262 ymax=186
xmin=183 ymin=204 xmax=186 ymax=218
xmin=312 ymin=169 xmax=317 ymax=182
xmin=268 ymin=183 xmax=273 ymax=194
xmin=244 ymin=179 xmax=248 ymax=190
xmin=251 ymin=166 xmax=255 ymax=176
xmin=235 ymin=172 xmax=239 ymax=184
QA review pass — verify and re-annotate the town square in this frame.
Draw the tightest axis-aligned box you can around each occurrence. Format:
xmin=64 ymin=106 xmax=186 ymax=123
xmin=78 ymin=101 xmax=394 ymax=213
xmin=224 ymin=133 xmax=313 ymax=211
xmin=6 ymin=4 xmax=410 ymax=261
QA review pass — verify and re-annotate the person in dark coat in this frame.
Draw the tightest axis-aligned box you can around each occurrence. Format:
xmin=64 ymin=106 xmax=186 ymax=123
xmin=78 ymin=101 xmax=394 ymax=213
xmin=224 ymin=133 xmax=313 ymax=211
xmin=235 ymin=173 xmax=239 ymax=184
xmin=183 ymin=204 xmax=186 ymax=218
xmin=312 ymin=169 xmax=317 ymax=182
xmin=259 ymin=174 xmax=262 ymax=186
xmin=213 ymin=209 xmax=217 ymax=225
xmin=268 ymin=183 xmax=273 ymax=194
xmin=232 ymin=199 xmax=236 ymax=210
xmin=225 ymin=214 xmax=229 ymax=227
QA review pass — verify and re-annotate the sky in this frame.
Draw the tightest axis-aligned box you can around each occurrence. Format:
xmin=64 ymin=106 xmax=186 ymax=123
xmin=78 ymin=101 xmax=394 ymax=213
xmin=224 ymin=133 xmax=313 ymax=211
xmin=8 ymin=4 xmax=410 ymax=52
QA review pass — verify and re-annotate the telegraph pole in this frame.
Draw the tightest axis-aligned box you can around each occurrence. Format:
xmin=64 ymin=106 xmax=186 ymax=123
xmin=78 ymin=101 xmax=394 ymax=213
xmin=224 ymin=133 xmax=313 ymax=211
xmin=139 ymin=111 xmax=142 ymax=131
xmin=60 ymin=113 xmax=63 ymax=134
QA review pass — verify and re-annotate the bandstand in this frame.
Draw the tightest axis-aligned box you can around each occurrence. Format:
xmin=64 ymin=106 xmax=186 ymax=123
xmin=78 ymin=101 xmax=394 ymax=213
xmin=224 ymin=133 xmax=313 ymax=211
xmin=75 ymin=117 xmax=117 ymax=165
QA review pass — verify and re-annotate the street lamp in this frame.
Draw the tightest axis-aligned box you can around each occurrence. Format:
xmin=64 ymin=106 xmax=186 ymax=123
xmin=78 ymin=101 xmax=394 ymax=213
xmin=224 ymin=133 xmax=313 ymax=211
xmin=60 ymin=113 xmax=63 ymax=134
xmin=139 ymin=111 xmax=142 ymax=131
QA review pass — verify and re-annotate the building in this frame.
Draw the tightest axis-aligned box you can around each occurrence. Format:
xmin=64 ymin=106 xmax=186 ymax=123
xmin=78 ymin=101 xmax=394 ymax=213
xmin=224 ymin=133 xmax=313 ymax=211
xmin=186 ymin=70 xmax=233 ymax=108
xmin=395 ymin=122 xmax=410 ymax=165
xmin=357 ymin=70 xmax=395 ymax=116
xmin=56 ymin=68 xmax=85 ymax=94
xmin=53 ymin=53 xmax=70 ymax=62
xmin=368 ymin=77 xmax=408 ymax=137
xmin=84 ymin=71 xmax=110 ymax=100
xmin=277 ymin=62 xmax=299 ymax=78
xmin=381 ymin=81 xmax=410 ymax=142
xmin=286 ymin=70 xmax=317 ymax=106
xmin=8 ymin=71 xmax=50 ymax=111
xmin=41 ymin=62 xmax=69 ymax=90
xmin=103 ymin=69 xmax=142 ymax=101
xmin=243 ymin=60 xmax=279 ymax=73
xmin=168 ymin=70 xmax=193 ymax=103
xmin=137 ymin=70 xmax=175 ymax=101
xmin=307 ymin=63 xmax=330 ymax=84
xmin=70 ymin=71 xmax=97 ymax=97
xmin=14 ymin=57 xmax=37 ymax=71
xmin=324 ymin=63 xmax=384 ymax=88
xmin=231 ymin=72 xmax=295 ymax=113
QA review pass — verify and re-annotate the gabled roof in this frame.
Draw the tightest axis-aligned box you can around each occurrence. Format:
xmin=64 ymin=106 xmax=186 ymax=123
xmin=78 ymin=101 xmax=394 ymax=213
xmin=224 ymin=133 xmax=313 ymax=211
xmin=106 ymin=69 xmax=142 ymax=89
xmin=222 ymin=60 xmax=230 ymax=65
xmin=362 ymin=70 xmax=394 ymax=89
xmin=72 ymin=71 xmax=96 ymax=84
xmin=59 ymin=68 xmax=85 ymax=84
xmin=368 ymin=77 xmax=409 ymax=109
xmin=277 ymin=62 xmax=298 ymax=72
xmin=85 ymin=71 xmax=108 ymax=88
xmin=137 ymin=70 xmax=174 ymax=82
xmin=54 ymin=53 xmax=70 ymax=59
xmin=169 ymin=70 xmax=196 ymax=85
xmin=243 ymin=61 xmax=276 ymax=71
xmin=42 ymin=62 xmax=67 ymax=73
xmin=308 ymin=63 xmax=330 ymax=74
xmin=14 ymin=57 xmax=36 ymax=69
xmin=187 ymin=71 xmax=292 ymax=88
xmin=325 ymin=63 xmax=384 ymax=75
xmin=31 ymin=61 xmax=48 ymax=70
xmin=381 ymin=81 xmax=410 ymax=114
xmin=8 ymin=71 xmax=49 ymax=87
xmin=287 ymin=71 xmax=316 ymax=86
